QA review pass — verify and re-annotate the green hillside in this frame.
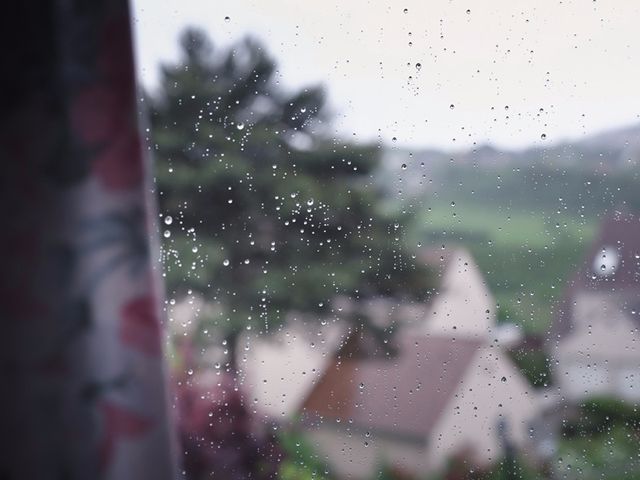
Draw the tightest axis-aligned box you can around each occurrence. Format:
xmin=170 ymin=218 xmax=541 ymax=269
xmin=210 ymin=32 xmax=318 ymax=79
xmin=411 ymin=198 xmax=596 ymax=332
xmin=401 ymin=160 xmax=640 ymax=333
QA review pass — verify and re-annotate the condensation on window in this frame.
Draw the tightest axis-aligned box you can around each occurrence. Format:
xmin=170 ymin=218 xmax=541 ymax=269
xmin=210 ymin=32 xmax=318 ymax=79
xmin=133 ymin=1 xmax=640 ymax=479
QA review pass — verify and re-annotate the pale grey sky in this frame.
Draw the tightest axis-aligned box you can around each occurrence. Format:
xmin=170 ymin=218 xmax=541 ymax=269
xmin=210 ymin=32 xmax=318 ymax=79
xmin=132 ymin=0 xmax=640 ymax=150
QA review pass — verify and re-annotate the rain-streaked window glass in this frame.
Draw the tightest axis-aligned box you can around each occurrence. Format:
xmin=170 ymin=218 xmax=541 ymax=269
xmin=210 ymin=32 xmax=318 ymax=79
xmin=133 ymin=1 xmax=640 ymax=479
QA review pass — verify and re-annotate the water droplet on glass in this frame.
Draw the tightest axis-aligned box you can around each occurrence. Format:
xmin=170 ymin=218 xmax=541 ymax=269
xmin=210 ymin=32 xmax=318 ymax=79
xmin=223 ymin=259 xmax=230 ymax=266
xmin=307 ymin=198 xmax=314 ymax=206
xmin=237 ymin=122 xmax=245 ymax=130
xmin=164 ymin=215 xmax=173 ymax=225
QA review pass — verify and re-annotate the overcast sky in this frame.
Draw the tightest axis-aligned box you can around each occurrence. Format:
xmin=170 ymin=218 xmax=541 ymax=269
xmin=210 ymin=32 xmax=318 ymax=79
xmin=132 ymin=0 xmax=640 ymax=151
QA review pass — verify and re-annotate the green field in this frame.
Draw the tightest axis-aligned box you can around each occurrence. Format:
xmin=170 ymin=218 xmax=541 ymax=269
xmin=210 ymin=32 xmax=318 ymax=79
xmin=383 ymin=156 xmax=640 ymax=333
xmin=408 ymin=182 xmax=598 ymax=333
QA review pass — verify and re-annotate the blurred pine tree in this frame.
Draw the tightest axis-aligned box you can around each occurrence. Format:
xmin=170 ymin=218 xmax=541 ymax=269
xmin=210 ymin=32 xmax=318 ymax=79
xmin=149 ymin=28 xmax=434 ymax=366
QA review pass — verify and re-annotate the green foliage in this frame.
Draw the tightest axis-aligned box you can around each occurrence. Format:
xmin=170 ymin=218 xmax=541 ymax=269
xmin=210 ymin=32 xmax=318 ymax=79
xmin=278 ymin=430 xmax=332 ymax=480
xmin=557 ymin=396 xmax=640 ymax=480
xmin=483 ymin=456 xmax=544 ymax=480
xmin=149 ymin=28 xmax=433 ymax=344
xmin=420 ymin=453 xmax=544 ymax=480
xmin=508 ymin=349 xmax=552 ymax=389
xmin=558 ymin=423 xmax=640 ymax=480
xmin=563 ymin=396 xmax=640 ymax=437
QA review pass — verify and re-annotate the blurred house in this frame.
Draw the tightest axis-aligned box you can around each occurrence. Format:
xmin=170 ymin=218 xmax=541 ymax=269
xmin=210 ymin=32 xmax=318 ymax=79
xmin=237 ymin=248 xmax=539 ymax=477
xmin=412 ymin=247 xmax=496 ymax=338
xmin=549 ymin=210 xmax=640 ymax=401
xmin=237 ymin=247 xmax=499 ymax=421
xmin=236 ymin=319 xmax=348 ymax=420
xmin=299 ymin=331 xmax=538 ymax=478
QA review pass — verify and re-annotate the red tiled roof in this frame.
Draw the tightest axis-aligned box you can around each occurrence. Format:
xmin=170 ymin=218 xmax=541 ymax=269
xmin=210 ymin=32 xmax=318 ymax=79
xmin=300 ymin=333 xmax=482 ymax=441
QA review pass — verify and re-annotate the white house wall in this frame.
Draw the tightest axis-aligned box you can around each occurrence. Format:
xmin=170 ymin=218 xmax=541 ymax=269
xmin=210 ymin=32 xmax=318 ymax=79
xmin=425 ymin=249 xmax=494 ymax=338
xmin=426 ymin=346 xmax=538 ymax=471
xmin=553 ymin=292 xmax=640 ymax=401
xmin=304 ymin=425 xmax=427 ymax=479
xmin=236 ymin=322 xmax=345 ymax=419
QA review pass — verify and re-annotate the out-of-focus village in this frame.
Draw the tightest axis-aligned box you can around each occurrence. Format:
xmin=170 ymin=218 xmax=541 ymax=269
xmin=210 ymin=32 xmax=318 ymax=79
xmin=152 ymin=30 xmax=640 ymax=480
